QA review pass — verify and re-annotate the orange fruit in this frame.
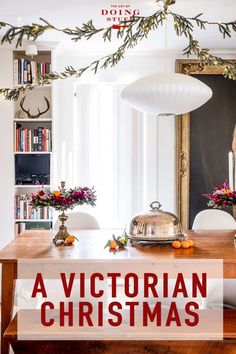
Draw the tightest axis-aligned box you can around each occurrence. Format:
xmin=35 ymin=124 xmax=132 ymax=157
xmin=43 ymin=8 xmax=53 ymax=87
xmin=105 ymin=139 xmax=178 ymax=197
xmin=172 ymin=240 xmax=182 ymax=249
xmin=118 ymin=238 xmax=127 ymax=246
xmin=181 ymin=240 xmax=191 ymax=249
xmin=65 ymin=235 xmax=75 ymax=244
xmin=109 ymin=240 xmax=117 ymax=249
xmin=188 ymin=239 xmax=194 ymax=247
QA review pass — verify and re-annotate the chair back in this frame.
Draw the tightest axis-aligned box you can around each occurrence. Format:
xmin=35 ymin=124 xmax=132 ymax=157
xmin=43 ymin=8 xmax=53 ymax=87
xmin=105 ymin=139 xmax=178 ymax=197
xmin=54 ymin=212 xmax=100 ymax=230
xmin=192 ymin=209 xmax=236 ymax=230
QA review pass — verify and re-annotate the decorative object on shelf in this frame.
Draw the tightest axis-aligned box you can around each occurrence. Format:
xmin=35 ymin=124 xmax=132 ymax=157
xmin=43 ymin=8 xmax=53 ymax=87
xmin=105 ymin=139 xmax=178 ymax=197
xmin=129 ymin=201 xmax=187 ymax=245
xmin=1 ymin=0 xmax=236 ymax=100
xmin=30 ymin=181 xmax=97 ymax=243
xmin=15 ymin=109 xmax=25 ymax=119
xmin=19 ymin=95 xmax=50 ymax=118
xmin=25 ymin=44 xmax=38 ymax=58
xmin=204 ymin=182 xmax=236 ymax=219
xmin=121 ymin=73 xmax=212 ymax=115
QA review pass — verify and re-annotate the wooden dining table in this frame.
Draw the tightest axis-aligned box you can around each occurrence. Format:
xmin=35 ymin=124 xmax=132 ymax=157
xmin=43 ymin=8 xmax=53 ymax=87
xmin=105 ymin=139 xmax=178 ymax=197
xmin=0 ymin=229 xmax=236 ymax=354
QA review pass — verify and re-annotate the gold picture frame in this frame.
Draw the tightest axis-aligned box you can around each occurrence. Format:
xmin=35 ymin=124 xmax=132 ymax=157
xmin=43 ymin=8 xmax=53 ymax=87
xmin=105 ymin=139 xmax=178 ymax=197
xmin=175 ymin=59 xmax=229 ymax=230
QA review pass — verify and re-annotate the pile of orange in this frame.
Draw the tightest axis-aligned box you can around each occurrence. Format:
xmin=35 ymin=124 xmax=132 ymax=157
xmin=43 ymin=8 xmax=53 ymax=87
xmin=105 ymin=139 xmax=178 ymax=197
xmin=107 ymin=237 xmax=128 ymax=250
xmin=105 ymin=233 xmax=129 ymax=251
xmin=172 ymin=239 xmax=194 ymax=249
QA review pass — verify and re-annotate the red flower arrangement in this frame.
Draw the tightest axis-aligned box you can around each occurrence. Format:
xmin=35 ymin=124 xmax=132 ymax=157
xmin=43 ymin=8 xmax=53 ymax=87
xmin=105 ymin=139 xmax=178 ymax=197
xmin=30 ymin=186 xmax=96 ymax=211
xmin=204 ymin=182 xmax=236 ymax=208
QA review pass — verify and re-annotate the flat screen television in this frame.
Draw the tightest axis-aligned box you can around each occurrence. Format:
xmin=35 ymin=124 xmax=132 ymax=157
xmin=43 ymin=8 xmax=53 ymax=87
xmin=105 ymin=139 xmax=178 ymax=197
xmin=15 ymin=154 xmax=50 ymax=185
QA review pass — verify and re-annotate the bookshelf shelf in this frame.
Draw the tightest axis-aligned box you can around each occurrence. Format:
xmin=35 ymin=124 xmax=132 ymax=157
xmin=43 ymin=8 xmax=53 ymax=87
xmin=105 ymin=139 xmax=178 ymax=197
xmin=15 ymin=219 xmax=53 ymax=222
xmin=13 ymin=48 xmax=54 ymax=237
xmin=13 ymin=85 xmax=51 ymax=89
xmin=14 ymin=185 xmax=51 ymax=188
xmin=14 ymin=151 xmax=52 ymax=154
xmin=14 ymin=118 xmax=52 ymax=122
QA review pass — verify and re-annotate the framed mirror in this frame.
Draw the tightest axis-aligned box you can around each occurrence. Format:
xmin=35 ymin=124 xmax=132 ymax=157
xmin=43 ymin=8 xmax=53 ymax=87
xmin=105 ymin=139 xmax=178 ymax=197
xmin=175 ymin=59 xmax=236 ymax=230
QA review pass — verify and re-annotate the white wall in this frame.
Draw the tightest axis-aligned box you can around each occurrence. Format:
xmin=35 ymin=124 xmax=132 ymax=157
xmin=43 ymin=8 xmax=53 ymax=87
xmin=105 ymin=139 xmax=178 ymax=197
xmin=0 ymin=49 xmax=14 ymax=297
xmin=0 ymin=49 xmax=14 ymax=248
xmin=53 ymin=51 xmax=179 ymax=213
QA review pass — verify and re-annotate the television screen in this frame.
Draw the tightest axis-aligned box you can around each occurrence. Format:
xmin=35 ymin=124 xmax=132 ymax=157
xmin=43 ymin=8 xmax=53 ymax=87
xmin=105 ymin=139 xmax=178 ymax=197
xmin=15 ymin=154 xmax=50 ymax=184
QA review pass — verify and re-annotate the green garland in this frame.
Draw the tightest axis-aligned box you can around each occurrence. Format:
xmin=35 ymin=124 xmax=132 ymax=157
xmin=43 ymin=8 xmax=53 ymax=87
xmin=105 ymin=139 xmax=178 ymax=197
xmin=1 ymin=8 xmax=236 ymax=101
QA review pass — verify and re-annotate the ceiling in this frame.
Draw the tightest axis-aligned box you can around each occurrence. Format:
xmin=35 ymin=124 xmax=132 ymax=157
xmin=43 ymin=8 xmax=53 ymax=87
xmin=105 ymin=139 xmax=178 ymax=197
xmin=1 ymin=0 xmax=236 ymax=53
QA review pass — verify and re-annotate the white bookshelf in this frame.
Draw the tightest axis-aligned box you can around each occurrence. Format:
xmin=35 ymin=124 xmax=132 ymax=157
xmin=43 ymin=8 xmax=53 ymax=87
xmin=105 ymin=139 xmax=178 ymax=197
xmin=13 ymin=49 xmax=54 ymax=236
xmin=14 ymin=118 xmax=52 ymax=122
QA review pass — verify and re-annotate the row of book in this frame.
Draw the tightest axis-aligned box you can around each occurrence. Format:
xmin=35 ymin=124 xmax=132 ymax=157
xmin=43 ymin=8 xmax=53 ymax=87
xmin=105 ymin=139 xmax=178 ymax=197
xmin=15 ymin=124 xmax=52 ymax=152
xmin=13 ymin=58 xmax=51 ymax=86
xmin=15 ymin=195 xmax=53 ymax=220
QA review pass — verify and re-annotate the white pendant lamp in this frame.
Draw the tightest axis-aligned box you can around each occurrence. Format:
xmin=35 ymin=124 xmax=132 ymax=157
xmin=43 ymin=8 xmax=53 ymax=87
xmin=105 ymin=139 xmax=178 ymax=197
xmin=121 ymin=73 xmax=213 ymax=116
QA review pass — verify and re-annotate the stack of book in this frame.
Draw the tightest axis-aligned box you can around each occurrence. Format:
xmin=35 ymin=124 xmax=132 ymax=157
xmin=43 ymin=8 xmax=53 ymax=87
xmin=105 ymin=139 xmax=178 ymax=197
xmin=13 ymin=58 xmax=51 ymax=86
xmin=15 ymin=195 xmax=52 ymax=220
xmin=15 ymin=124 xmax=52 ymax=152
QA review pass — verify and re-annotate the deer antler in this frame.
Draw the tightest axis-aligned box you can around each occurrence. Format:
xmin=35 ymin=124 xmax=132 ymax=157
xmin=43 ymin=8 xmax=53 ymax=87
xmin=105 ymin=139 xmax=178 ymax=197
xmin=20 ymin=96 xmax=50 ymax=119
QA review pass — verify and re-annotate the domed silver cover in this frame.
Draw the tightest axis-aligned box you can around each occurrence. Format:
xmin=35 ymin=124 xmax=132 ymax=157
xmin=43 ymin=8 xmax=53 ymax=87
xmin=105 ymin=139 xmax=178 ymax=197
xmin=129 ymin=201 xmax=186 ymax=244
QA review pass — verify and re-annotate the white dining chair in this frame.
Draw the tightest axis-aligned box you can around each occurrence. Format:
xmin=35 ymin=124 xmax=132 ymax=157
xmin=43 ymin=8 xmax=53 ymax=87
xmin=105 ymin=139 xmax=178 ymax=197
xmin=54 ymin=211 xmax=100 ymax=230
xmin=193 ymin=208 xmax=236 ymax=309
xmin=192 ymin=209 xmax=236 ymax=230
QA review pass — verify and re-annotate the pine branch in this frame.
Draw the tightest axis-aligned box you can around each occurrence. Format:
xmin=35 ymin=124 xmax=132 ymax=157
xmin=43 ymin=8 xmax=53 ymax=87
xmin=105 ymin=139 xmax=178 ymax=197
xmin=39 ymin=10 xmax=166 ymax=80
xmin=171 ymin=11 xmax=236 ymax=39
xmin=0 ymin=10 xmax=166 ymax=100
xmin=1 ymin=9 xmax=236 ymax=101
xmin=63 ymin=20 xmax=104 ymax=41
xmin=172 ymin=13 xmax=236 ymax=79
xmin=0 ymin=19 xmax=55 ymax=47
xmin=1 ymin=10 xmax=236 ymax=47
xmin=0 ymin=84 xmax=36 ymax=101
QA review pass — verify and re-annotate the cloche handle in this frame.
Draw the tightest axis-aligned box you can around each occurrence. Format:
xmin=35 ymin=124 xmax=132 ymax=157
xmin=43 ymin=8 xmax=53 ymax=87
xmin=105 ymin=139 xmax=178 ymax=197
xmin=150 ymin=201 xmax=162 ymax=210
